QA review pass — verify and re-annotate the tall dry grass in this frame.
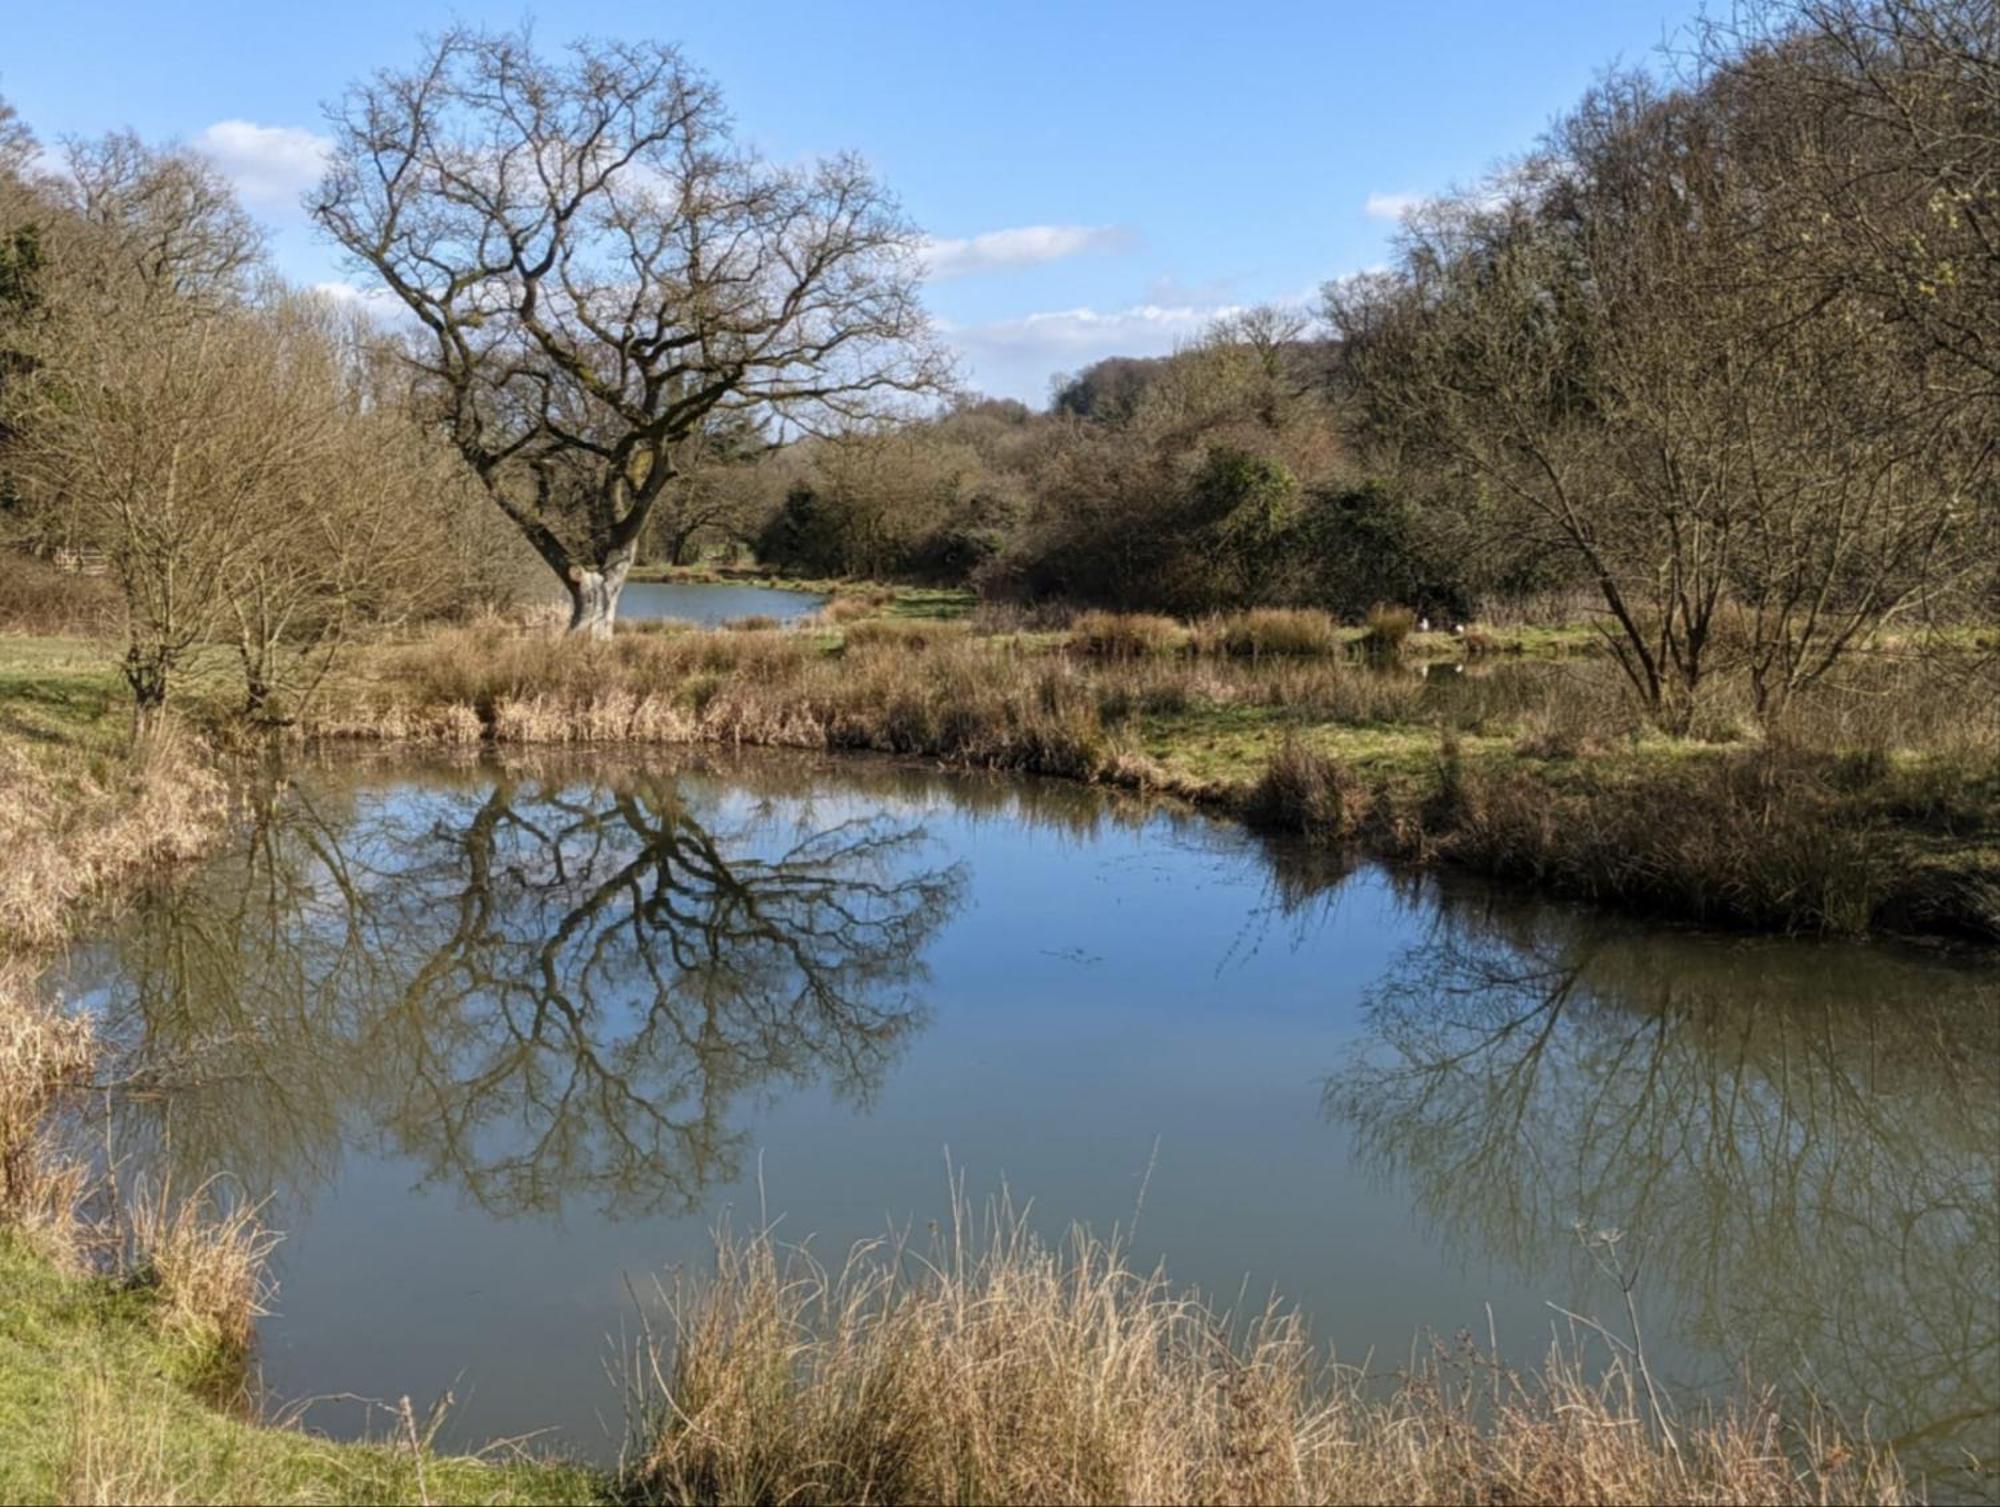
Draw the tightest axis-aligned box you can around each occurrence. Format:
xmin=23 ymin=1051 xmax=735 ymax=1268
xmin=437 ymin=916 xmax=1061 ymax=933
xmin=128 ymin=1179 xmax=280 ymax=1374
xmin=1195 ymin=607 xmax=1344 ymax=658
xmin=1361 ymin=602 xmax=1418 ymax=657
xmin=0 ymin=727 xmax=227 ymax=952
xmin=629 ymin=1205 xmax=1910 ymax=1506
xmin=0 ymin=967 xmax=95 ymax=1263
xmin=1066 ymin=610 xmax=1184 ymax=659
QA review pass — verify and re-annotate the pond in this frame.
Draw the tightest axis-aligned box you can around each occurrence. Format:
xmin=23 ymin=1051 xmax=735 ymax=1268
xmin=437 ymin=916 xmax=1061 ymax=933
xmin=617 ymin=579 xmax=827 ymax=627
xmin=55 ymin=751 xmax=1999 ymax=1495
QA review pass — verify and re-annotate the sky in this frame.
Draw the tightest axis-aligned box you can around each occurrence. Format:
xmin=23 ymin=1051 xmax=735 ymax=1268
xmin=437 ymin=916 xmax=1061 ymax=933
xmin=1 ymin=0 xmax=1706 ymax=403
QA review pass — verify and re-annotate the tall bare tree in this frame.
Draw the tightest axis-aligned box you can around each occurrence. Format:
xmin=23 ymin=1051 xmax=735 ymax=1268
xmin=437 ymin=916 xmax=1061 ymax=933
xmin=313 ymin=27 xmax=949 ymax=635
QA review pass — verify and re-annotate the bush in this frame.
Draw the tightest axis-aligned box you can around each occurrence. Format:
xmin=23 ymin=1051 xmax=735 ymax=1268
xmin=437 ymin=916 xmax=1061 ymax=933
xmin=1289 ymin=481 xmax=1473 ymax=620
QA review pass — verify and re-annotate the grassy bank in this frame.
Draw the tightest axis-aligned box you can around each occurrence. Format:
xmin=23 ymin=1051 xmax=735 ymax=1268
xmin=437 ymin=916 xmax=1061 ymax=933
xmin=298 ymin=608 xmax=1998 ymax=941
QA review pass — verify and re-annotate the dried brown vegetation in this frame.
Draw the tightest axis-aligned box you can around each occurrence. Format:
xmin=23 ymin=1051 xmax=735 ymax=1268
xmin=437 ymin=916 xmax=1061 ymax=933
xmin=0 ymin=729 xmax=226 ymax=952
xmin=630 ymin=1208 xmax=1911 ymax=1507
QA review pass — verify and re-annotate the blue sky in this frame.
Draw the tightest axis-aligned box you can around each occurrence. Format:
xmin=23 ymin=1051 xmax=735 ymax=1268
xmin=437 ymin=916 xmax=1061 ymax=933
xmin=2 ymin=0 xmax=1703 ymax=402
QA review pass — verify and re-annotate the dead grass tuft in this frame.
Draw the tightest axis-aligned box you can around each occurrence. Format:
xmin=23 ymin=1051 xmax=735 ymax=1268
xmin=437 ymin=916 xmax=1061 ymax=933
xmin=1362 ymin=603 xmax=1418 ymax=657
xmin=1067 ymin=611 xmax=1184 ymax=659
xmin=128 ymin=1178 xmax=279 ymax=1390
xmin=1199 ymin=607 xmax=1344 ymax=658
xmin=1244 ymin=739 xmax=1369 ymax=840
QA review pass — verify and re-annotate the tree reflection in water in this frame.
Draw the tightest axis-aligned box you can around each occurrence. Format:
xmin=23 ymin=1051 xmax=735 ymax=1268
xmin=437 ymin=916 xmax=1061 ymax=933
xmin=96 ymin=759 xmax=965 ymax=1218
xmin=1326 ymin=893 xmax=2000 ymax=1486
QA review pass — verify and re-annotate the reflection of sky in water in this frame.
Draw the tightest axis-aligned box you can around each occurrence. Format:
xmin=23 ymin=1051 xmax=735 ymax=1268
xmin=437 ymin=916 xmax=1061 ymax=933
xmin=64 ymin=753 xmax=1999 ymax=1492
xmin=539 ymin=579 xmax=827 ymax=626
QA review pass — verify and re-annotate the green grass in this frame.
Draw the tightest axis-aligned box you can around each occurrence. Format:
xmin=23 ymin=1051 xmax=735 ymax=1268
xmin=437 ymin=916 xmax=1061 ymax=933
xmin=0 ymin=1235 xmax=604 ymax=1505
xmin=0 ymin=634 xmax=128 ymax=756
xmin=1127 ymin=702 xmax=1497 ymax=788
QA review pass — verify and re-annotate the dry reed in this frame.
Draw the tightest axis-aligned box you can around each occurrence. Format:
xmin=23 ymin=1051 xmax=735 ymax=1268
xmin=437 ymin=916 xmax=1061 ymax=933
xmin=1067 ymin=611 xmax=1184 ymax=658
xmin=127 ymin=1178 xmax=279 ymax=1368
xmin=0 ymin=727 xmax=227 ymax=951
xmin=0 ymin=967 xmax=95 ymax=1263
xmin=628 ymin=1202 xmax=1910 ymax=1506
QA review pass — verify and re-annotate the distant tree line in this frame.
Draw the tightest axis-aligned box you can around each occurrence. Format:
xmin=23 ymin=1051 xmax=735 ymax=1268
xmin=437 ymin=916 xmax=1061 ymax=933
xmin=753 ymin=308 xmax=1480 ymax=617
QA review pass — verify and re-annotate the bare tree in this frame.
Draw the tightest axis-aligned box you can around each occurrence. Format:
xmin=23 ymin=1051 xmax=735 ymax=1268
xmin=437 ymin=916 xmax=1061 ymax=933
xmin=222 ymin=294 xmax=506 ymax=722
xmin=1328 ymin=31 xmax=1989 ymax=727
xmin=313 ymin=27 xmax=949 ymax=635
xmin=63 ymin=132 xmax=263 ymax=316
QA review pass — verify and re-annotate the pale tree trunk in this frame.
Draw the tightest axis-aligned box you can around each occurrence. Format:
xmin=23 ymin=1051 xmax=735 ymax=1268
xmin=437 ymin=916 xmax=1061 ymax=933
xmin=565 ymin=558 xmax=631 ymax=638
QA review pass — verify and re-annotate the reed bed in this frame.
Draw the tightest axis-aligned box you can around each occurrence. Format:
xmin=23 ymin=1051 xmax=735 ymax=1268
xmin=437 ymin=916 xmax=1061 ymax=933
xmin=629 ymin=1204 xmax=1910 ymax=1506
xmin=0 ymin=714 xmax=275 ymax=1385
xmin=0 ymin=966 xmax=95 ymax=1263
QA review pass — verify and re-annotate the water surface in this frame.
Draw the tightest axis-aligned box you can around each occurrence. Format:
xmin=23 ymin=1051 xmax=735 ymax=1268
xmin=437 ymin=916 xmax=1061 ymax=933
xmin=62 ymin=751 xmax=1999 ymax=1494
xmin=616 ymin=579 xmax=826 ymax=626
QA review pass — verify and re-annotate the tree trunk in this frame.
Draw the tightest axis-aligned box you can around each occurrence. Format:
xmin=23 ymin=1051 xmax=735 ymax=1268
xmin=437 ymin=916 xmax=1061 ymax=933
xmin=122 ymin=645 xmax=171 ymax=721
xmin=564 ymin=559 xmax=630 ymax=638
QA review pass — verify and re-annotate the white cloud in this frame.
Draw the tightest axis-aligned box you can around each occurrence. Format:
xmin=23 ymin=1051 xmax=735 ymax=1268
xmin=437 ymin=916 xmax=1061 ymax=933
xmin=309 ymin=280 xmax=404 ymax=320
xmin=1364 ymin=191 xmax=1425 ymax=222
xmin=960 ymin=302 xmax=1238 ymax=354
xmin=944 ymin=299 xmax=1243 ymax=402
xmin=920 ymin=223 xmax=1133 ymax=279
xmin=195 ymin=120 xmax=330 ymax=209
